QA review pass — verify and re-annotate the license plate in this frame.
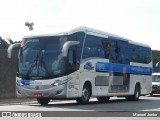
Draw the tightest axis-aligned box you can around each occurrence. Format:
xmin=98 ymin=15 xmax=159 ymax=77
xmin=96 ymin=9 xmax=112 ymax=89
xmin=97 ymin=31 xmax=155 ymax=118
xmin=33 ymin=93 xmax=43 ymax=97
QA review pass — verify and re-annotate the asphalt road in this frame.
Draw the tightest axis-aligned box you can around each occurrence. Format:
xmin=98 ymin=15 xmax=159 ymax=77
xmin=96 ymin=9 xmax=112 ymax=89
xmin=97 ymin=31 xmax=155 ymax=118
xmin=0 ymin=95 xmax=160 ymax=120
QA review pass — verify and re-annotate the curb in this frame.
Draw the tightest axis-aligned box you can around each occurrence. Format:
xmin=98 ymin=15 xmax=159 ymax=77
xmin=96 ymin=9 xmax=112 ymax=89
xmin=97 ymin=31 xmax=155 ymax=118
xmin=0 ymin=98 xmax=37 ymax=105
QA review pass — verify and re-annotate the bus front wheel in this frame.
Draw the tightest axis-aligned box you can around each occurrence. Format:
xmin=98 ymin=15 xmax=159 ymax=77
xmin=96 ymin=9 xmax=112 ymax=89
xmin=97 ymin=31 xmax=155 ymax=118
xmin=37 ymin=98 xmax=50 ymax=105
xmin=76 ymin=84 xmax=91 ymax=104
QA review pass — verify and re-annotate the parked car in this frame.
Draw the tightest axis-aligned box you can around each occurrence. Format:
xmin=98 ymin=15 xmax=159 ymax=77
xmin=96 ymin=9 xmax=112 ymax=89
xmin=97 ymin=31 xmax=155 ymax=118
xmin=151 ymin=73 xmax=160 ymax=95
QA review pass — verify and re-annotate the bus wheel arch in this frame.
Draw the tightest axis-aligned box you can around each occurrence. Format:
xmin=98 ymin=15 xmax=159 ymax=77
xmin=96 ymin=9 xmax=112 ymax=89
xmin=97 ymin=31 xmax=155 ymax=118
xmin=76 ymin=81 xmax=92 ymax=104
xmin=134 ymin=82 xmax=141 ymax=100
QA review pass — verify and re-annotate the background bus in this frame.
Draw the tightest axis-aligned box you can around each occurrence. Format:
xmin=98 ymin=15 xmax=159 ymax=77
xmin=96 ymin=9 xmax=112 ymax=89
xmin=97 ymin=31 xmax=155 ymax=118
xmin=8 ymin=26 xmax=152 ymax=105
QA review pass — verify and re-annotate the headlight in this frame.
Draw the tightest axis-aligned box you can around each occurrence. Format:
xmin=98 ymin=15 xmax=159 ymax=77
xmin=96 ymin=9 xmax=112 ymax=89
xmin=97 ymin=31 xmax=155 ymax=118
xmin=16 ymin=81 xmax=24 ymax=86
xmin=16 ymin=78 xmax=23 ymax=86
xmin=51 ymin=80 xmax=65 ymax=86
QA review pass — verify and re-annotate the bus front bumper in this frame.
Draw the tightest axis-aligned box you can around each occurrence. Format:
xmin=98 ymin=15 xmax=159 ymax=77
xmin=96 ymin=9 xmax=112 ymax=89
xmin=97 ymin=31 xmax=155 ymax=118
xmin=16 ymin=84 xmax=67 ymax=98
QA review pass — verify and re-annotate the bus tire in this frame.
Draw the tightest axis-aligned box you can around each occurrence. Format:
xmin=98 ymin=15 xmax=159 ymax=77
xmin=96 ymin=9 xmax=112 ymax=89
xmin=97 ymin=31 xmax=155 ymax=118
xmin=126 ymin=84 xmax=140 ymax=101
xmin=76 ymin=84 xmax=91 ymax=104
xmin=150 ymin=93 xmax=153 ymax=96
xmin=97 ymin=97 xmax=110 ymax=103
xmin=37 ymin=98 xmax=50 ymax=105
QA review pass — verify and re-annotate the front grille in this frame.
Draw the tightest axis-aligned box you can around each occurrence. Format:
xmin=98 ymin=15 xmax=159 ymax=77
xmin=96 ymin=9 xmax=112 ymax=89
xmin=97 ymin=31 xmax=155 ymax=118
xmin=152 ymin=85 xmax=158 ymax=89
xmin=24 ymin=85 xmax=53 ymax=90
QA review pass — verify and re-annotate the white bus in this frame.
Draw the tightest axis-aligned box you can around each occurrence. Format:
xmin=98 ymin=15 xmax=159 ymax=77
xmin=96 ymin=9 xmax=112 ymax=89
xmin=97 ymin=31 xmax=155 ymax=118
xmin=8 ymin=26 xmax=152 ymax=105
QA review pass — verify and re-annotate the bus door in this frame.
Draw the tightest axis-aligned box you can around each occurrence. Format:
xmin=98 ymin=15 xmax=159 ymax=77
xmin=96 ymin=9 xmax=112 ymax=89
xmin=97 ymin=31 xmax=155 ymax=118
xmin=67 ymin=46 xmax=80 ymax=97
xmin=108 ymin=38 xmax=130 ymax=94
xmin=82 ymin=34 xmax=110 ymax=96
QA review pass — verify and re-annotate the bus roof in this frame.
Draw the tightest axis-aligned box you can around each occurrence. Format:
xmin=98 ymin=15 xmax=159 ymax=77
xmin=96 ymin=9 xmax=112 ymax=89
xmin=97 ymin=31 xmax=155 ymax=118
xmin=24 ymin=26 xmax=125 ymax=38
xmin=24 ymin=26 xmax=151 ymax=48
xmin=152 ymin=73 xmax=160 ymax=75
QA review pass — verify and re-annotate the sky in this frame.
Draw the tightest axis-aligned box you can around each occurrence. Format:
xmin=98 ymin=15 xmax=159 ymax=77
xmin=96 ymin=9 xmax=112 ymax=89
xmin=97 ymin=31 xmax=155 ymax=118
xmin=0 ymin=0 xmax=160 ymax=50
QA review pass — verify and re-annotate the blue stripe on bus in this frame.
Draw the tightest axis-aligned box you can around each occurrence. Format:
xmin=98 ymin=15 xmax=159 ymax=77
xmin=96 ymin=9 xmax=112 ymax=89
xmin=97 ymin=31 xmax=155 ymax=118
xmin=96 ymin=62 xmax=152 ymax=75
xmin=17 ymin=80 xmax=35 ymax=84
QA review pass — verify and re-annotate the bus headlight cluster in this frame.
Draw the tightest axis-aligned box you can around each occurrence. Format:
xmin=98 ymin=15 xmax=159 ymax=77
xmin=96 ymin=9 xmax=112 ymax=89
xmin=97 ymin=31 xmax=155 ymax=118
xmin=51 ymin=80 xmax=65 ymax=86
xmin=16 ymin=81 xmax=24 ymax=86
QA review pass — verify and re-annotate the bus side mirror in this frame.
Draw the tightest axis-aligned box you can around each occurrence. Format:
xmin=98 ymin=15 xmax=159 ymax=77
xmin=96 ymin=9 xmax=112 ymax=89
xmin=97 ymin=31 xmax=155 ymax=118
xmin=62 ymin=41 xmax=80 ymax=57
xmin=7 ymin=43 xmax=21 ymax=58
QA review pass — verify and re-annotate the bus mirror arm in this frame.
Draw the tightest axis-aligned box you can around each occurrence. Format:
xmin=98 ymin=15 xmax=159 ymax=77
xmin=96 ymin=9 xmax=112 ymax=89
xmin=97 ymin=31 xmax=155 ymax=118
xmin=156 ymin=61 xmax=160 ymax=72
xmin=62 ymin=41 xmax=80 ymax=57
xmin=7 ymin=43 xmax=21 ymax=58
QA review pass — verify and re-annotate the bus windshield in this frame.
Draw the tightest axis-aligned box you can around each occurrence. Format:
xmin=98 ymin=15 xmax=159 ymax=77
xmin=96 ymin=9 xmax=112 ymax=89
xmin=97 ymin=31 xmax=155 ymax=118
xmin=18 ymin=36 xmax=68 ymax=79
xmin=152 ymin=75 xmax=160 ymax=82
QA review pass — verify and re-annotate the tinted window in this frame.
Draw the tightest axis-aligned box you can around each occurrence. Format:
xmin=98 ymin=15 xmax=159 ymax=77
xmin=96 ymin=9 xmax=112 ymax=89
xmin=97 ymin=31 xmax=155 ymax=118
xmin=153 ymin=75 xmax=160 ymax=82
xmin=69 ymin=32 xmax=85 ymax=62
xmin=83 ymin=35 xmax=109 ymax=59
xmin=109 ymin=37 xmax=151 ymax=64
xmin=129 ymin=45 xmax=151 ymax=64
xmin=109 ymin=38 xmax=129 ymax=64
xmin=18 ymin=36 xmax=67 ymax=79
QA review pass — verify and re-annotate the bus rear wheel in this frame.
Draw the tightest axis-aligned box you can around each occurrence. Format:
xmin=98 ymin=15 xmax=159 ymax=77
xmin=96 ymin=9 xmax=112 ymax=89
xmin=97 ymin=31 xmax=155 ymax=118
xmin=76 ymin=84 xmax=91 ymax=104
xmin=150 ymin=93 xmax=153 ymax=96
xmin=37 ymin=98 xmax=50 ymax=105
xmin=126 ymin=84 xmax=140 ymax=101
xmin=97 ymin=97 xmax=110 ymax=103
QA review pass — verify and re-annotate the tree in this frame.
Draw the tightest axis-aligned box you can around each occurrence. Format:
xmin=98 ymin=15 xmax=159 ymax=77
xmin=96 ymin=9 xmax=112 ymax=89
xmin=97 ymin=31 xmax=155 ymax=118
xmin=0 ymin=37 xmax=16 ymax=49
xmin=0 ymin=37 xmax=9 ymax=49
xmin=6 ymin=38 xmax=14 ymax=44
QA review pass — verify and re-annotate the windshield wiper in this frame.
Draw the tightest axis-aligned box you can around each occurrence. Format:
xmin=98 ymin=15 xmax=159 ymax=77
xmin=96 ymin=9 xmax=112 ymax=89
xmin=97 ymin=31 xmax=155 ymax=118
xmin=25 ymin=53 xmax=39 ymax=79
xmin=25 ymin=50 xmax=60 ymax=79
xmin=39 ymin=50 xmax=52 ymax=77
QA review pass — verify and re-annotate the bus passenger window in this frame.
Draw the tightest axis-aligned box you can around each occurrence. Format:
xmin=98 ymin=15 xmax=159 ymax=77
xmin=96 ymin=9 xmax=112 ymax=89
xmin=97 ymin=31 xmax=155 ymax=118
xmin=102 ymin=39 xmax=109 ymax=59
xmin=83 ymin=35 xmax=107 ymax=59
